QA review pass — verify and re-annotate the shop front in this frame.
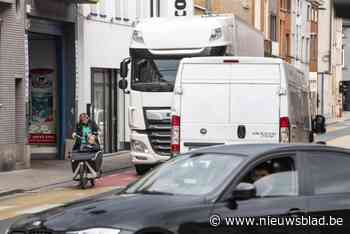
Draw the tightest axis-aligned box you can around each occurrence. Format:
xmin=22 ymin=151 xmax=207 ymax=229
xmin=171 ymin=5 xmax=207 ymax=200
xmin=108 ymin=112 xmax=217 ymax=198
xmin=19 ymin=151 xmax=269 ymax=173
xmin=26 ymin=0 xmax=77 ymax=160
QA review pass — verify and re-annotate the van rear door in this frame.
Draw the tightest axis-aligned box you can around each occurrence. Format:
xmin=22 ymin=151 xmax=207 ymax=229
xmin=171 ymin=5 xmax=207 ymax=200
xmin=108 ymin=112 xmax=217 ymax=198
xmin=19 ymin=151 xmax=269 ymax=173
xmin=179 ymin=62 xmax=232 ymax=150
xmin=230 ymin=63 xmax=281 ymax=143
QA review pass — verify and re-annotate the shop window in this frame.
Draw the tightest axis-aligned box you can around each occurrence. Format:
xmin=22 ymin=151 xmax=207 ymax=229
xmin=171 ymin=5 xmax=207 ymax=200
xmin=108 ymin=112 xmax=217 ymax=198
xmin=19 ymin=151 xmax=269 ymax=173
xmin=91 ymin=68 xmax=120 ymax=153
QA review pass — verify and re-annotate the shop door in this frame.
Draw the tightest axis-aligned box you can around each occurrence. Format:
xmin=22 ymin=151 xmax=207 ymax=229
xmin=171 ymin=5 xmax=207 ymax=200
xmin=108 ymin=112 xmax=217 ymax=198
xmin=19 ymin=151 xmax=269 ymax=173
xmin=92 ymin=69 xmax=118 ymax=153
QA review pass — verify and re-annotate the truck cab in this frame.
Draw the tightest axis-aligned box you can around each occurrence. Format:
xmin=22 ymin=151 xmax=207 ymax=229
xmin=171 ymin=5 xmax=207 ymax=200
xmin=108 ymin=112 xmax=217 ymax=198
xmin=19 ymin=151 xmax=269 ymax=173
xmin=119 ymin=15 xmax=264 ymax=174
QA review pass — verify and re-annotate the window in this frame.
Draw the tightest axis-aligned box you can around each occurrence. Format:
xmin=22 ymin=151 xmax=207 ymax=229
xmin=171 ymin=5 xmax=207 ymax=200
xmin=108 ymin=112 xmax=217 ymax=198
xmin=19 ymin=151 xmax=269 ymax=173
xmin=91 ymin=69 xmax=120 ymax=153
xmin=115 ymin=0 xmax=121 ymax=20
xmin=99 ymin=0 xmax=107 ymax=17
xmin=240 ymin=157 xmax=298 ymax=198
xmin=270 ymin=15 xmax=277 ymax=41
xmin=308 ymin=153 xmax=350 ymax=195
xmin=90 ymin=4 xmax=98 ymax=16
xmin=150 ymin=0 xmax=160 ymax=17
xmin=123 ymin=0 xmax=129 ymax=20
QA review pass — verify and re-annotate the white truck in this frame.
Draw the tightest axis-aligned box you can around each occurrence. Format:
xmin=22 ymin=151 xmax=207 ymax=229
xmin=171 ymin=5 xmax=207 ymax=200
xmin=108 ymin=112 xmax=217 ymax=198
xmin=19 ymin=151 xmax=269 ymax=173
xmin=119 ymin=15 xmax=265 ymax=175
xmin=171 ymin=57 xmax=317 ymax=154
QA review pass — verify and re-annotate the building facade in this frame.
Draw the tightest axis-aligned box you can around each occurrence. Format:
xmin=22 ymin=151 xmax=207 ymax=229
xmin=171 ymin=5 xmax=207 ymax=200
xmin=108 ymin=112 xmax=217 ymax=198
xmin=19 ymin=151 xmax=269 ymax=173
xmin=0 ymin=0 xmax=28 ymax=171
xmin=318 ymin=0 xmax=343 ymax=120
xmin=77 ymin=0 xmax=194 ymax=154
xmin=0 ymin=0 xmax=78 ymax=171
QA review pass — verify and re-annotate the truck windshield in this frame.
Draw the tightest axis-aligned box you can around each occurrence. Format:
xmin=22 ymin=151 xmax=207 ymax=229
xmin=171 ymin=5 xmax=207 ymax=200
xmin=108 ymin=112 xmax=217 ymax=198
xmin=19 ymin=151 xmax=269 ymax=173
xmin=131 ymin=58 xmax=180 ymax=92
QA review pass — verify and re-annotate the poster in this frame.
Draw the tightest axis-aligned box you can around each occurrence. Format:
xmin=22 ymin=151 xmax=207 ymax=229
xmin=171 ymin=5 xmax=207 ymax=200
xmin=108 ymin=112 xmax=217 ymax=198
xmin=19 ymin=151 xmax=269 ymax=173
xmin=28 ymin=68 xmax=56 ymax=144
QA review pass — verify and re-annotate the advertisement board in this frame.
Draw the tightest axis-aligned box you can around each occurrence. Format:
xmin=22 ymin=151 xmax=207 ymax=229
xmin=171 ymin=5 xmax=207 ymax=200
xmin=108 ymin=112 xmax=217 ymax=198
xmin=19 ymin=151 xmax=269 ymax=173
xmin=28 ymin=68 xmax=56 ymax=144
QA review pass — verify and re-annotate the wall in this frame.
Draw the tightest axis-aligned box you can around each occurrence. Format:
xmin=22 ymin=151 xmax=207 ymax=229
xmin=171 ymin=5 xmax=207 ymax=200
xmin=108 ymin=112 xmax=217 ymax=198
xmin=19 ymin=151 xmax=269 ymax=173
xmin=0 ymin=1 xmax=29 ymax=171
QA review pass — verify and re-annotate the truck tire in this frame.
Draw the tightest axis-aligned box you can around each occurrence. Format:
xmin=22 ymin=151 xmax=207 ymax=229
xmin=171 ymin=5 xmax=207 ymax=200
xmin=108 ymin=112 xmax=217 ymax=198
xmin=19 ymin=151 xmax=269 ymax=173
xmin=135 ymin=164 xmax=151 ymax=175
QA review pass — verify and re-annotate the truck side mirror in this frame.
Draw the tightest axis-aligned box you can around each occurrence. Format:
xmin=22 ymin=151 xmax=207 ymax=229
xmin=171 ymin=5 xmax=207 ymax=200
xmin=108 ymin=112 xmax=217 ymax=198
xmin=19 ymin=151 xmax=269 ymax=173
xmin=118 ymin=79 xmax=128 ymax=90
xmin=120 ymin=58 xmax=130 ymax=78
xmin=312 ymin=115 xmax=326 ymax=134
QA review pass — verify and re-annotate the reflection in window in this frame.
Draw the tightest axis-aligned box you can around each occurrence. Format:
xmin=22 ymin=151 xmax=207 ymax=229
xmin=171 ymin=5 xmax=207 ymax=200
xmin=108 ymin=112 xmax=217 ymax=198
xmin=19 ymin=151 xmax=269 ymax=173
xmin=309 ymin=153 xmax=350 ymax=195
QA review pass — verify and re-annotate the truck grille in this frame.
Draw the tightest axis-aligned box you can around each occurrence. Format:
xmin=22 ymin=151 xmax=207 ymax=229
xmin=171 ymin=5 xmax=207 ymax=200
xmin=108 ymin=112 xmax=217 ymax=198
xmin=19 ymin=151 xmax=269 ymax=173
xmin=144 ymin=108 xmax=172 ymax=156
xmin=147 ymin=120 xmax=171 ymax=156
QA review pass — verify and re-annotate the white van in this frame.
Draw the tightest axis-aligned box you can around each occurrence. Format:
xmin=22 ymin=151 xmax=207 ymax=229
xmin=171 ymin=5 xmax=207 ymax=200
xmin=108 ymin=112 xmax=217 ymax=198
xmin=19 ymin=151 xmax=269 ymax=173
xmin=171 ymin=57 xmax=313 ymax=154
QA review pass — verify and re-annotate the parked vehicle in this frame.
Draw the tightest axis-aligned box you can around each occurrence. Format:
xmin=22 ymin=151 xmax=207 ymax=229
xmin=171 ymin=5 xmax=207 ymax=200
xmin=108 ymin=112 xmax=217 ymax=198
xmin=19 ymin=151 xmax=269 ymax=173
xmin=10 ymin=142 xmax=350 ymax=234
xmin=171 ymin=57 xmax=319 ymax=154
xmin=119 ymin=15 xmax=265 ymax=174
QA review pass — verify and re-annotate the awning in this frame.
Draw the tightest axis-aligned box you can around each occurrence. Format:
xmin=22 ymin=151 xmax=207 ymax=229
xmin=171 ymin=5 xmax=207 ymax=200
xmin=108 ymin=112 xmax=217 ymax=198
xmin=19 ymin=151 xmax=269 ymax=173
xmin=0 ymin=0 xmax=14 ymax=4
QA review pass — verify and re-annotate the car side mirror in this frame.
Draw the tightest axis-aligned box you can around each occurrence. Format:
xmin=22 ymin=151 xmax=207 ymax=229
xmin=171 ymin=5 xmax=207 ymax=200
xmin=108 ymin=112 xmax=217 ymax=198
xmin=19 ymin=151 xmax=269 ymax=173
xmin=312 ymin=115 xmax=326 ymax=134
xmin=120 ymin=58 xmax=130 ymax=78
xmin=118 ymin=79 xmax=128 ymax=90
xmin=233 ymin=183 xmax=256 ymax=201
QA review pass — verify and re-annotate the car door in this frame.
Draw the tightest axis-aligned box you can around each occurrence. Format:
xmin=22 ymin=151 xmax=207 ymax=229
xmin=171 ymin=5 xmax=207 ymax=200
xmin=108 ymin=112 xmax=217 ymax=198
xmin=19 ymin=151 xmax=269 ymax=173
xmin=209 ymin=153 xmax=310 ymax=234
xmin=304 ymin=150 xmax=350 ymax=234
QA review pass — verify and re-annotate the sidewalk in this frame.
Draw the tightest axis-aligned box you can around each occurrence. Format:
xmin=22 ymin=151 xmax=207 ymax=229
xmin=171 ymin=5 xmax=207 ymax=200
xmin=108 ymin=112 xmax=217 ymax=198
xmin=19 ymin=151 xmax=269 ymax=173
xmin=326 ymin=111 xmax=350 ymax=126
xmin=0 ymin=152 xmax=132 ymax=197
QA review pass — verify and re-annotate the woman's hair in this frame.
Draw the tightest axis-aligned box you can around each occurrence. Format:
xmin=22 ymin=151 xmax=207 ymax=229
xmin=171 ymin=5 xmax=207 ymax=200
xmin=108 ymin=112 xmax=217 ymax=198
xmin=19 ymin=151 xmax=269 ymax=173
xmin=79 ymin=113 xmax=89 ymax=123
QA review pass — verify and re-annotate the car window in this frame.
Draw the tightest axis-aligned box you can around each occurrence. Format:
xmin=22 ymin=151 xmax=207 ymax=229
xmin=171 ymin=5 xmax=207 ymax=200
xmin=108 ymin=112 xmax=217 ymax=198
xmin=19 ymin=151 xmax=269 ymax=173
xmin=308 ymin=152 xmax=350 ymax=195
xmin=240 ymin=157 xmax=298 ymax=198
xmin=126 ymin=153 xmax=244 ymax=196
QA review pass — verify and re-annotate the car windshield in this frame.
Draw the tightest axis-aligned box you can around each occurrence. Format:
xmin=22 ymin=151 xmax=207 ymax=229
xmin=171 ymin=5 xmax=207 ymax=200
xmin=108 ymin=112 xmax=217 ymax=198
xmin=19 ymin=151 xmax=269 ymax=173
xmin=131 ymin=58 xmax=180 ymax=92
xmin=125 ymin=153 xmax=244 ymax=196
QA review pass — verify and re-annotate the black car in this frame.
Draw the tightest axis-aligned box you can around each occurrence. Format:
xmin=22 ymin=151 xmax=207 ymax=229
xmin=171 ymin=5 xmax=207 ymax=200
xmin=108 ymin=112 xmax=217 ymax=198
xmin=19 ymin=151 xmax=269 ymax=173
xmin=7 ymin=144 xmax=350 ymax=234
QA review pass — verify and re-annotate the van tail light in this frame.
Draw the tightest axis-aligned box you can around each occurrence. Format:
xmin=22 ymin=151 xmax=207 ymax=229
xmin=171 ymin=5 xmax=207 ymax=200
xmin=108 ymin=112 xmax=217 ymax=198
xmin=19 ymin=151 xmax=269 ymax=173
xmin=171 ymin=115 xmax=181 ymax=155
xmin=280 ymin=117 xmax=290 ymax=143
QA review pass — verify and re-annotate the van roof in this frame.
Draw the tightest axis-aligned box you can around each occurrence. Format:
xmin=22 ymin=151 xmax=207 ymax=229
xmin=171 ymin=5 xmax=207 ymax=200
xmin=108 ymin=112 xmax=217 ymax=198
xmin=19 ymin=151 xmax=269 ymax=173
xmin=181 ymin=57 xmax=284 ymax=64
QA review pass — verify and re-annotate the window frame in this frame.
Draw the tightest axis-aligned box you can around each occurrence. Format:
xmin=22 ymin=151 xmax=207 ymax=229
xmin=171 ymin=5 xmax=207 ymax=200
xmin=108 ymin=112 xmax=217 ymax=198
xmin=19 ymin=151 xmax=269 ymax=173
xmin=218 ymin=151 xmax=304 ymax=202
xmin=305 ymin=150 xmax=350 ymax=197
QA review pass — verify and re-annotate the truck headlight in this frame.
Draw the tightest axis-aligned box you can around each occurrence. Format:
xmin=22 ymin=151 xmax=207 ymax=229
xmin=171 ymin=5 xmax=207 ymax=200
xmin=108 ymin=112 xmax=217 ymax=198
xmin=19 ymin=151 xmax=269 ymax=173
xmin=131 ymin=140 xmax=149 ymax=153
xmin=210 ymin=27 xmax=223 ymax=41
xmin=132 ymin=30 xmax=144 ymax=43
xmin=67 ymin=228 xmax=120 ymax=234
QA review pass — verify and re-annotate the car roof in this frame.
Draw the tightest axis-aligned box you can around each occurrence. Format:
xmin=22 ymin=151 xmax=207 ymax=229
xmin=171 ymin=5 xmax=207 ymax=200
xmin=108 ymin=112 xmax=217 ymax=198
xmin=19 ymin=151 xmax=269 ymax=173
xmin=191 ymin=143 xmax=350 ymax=158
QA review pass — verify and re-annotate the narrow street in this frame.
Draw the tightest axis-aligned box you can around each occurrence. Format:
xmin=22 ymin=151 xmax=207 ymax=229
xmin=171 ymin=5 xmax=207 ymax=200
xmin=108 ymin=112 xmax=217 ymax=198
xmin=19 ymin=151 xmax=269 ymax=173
xmin=0 ymin=169 xmax=139 ymax=232
xmin=0 ymin=116 xmax=349 ymax=232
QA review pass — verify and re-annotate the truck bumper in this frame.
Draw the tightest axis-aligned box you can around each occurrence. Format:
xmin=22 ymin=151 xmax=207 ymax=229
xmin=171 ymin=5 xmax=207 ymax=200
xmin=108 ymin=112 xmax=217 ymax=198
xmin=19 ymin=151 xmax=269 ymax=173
xmin=130 ymin=131 xmax=171 ymax=165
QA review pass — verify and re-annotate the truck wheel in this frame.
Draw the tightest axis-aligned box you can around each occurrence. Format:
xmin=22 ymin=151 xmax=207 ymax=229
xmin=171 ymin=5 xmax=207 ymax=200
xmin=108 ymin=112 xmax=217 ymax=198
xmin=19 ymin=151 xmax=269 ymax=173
xmin=135 ymin=164 xmax=150 ymax=175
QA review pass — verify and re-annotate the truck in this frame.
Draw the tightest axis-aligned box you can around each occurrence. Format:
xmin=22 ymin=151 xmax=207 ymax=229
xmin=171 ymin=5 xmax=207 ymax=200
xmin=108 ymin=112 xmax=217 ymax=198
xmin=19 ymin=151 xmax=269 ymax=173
xmin=119 ymin=15 xmax=265 ymax=175
xmin=171 ymin=56 xmax=315 ymax=154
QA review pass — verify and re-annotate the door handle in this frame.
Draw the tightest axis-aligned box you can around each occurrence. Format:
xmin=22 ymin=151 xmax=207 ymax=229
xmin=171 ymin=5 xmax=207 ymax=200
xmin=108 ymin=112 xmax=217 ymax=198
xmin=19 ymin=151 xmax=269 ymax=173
xmin=288 ymin=208 xmax=306 ymax=217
